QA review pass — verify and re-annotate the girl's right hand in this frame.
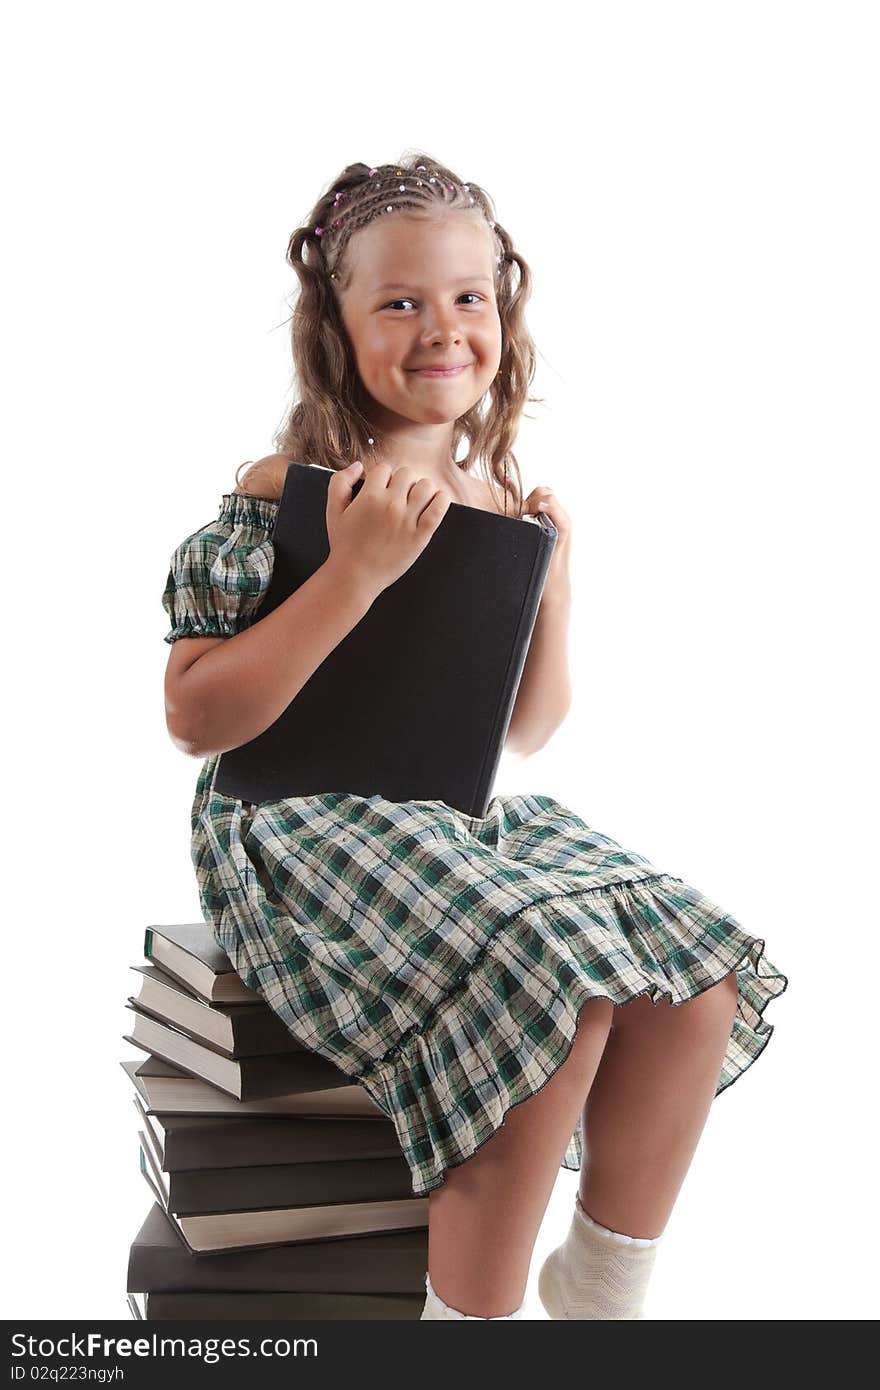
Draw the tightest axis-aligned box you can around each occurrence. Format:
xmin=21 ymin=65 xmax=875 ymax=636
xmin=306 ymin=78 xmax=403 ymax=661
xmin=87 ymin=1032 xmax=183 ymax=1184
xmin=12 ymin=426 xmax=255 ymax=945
xmin=325 ymin=460 xmax=452 ymax=599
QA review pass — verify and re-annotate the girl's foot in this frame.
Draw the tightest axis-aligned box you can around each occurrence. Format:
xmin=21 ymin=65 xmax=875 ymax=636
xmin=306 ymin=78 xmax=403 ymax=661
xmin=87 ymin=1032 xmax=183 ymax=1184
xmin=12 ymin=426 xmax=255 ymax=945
xmin=538 ymin=1194 xmax=663 ymax=1319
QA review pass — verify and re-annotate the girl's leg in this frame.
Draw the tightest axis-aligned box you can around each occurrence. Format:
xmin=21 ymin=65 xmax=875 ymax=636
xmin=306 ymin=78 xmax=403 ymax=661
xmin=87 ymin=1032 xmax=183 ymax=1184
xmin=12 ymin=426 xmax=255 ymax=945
xmin=579 ymin=971 xmax=740 ymax=1237
xmin=427 ymin=997 xmax=615 ymax=1319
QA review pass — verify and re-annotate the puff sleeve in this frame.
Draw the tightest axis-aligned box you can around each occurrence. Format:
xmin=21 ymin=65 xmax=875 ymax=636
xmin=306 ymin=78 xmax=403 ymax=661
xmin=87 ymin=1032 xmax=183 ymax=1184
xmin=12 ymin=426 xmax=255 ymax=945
xmin=161 ymin=492 xmax=278 ymax=643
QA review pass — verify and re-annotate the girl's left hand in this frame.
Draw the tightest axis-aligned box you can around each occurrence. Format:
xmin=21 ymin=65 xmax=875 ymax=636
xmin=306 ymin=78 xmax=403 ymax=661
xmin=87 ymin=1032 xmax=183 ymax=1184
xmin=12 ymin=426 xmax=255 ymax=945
xmin=522 ymin=486 xmax=572 ymax=605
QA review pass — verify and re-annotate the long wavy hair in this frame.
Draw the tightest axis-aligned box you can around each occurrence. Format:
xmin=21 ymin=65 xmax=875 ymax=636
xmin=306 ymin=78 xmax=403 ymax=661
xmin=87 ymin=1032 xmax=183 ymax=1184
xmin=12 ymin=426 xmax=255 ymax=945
xmin=243 ymin=150 xmax=543 ymax=518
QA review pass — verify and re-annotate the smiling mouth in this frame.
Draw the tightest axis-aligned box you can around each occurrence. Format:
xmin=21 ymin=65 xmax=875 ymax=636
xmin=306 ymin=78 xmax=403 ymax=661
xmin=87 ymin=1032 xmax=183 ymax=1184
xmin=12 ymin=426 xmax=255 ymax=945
xmin=407 ymin=364 xmax=473 ymax=377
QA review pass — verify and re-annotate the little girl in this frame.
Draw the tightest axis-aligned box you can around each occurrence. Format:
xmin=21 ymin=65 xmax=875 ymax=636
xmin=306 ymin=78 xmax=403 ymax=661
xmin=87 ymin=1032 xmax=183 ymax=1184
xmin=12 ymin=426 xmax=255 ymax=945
xmin=161 ymin=152 xmax=789 ymax=1321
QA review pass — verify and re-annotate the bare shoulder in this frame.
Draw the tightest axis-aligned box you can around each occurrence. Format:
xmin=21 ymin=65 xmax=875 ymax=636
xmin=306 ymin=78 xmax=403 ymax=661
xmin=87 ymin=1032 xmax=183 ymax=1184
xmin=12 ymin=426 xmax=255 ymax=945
xmin=232 ymin=454 xmax=293 ymax=502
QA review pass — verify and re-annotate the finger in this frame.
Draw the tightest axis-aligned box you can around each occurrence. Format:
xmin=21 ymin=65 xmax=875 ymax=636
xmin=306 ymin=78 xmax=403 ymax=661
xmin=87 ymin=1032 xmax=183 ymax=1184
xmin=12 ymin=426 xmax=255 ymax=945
xmin=326 ymin=460 xmax=363 ymax=516
xmin=417 ymin=488 xmax=452 ymax=532
xmin=388 ymin=465 xmax=419 ymax=499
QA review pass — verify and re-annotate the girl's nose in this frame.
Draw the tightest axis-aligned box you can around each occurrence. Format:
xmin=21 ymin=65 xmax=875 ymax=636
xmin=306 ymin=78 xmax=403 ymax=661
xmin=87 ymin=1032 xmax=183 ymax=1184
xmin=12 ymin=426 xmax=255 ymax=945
xmin=421 ymin=316 xmax=461 ymax=346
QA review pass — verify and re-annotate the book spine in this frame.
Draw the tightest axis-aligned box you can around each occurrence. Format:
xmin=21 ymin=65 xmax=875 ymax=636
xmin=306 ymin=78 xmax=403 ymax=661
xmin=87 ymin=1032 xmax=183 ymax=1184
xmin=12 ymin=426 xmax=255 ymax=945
xmin=471 ymin=525 xmax=552 ymax=812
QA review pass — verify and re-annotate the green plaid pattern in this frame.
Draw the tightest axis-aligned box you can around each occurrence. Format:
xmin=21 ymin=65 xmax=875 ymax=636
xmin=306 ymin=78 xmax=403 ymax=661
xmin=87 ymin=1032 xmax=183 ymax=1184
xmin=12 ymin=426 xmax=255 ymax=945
xmin=162 ymin=491 xmax=278 ymax=642
xmin=164 ymin=494 xmax=789 ymax=1197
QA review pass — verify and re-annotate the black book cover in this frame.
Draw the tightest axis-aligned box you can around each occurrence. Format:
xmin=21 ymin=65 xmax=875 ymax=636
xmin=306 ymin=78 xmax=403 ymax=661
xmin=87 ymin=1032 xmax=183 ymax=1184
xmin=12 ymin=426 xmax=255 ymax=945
xmin=123 ymin=1004 xmax=349 ymax=1101
xmin=126 ymin=1202 xmax=428 ymax=1294
xmin=129 ymin=963 xmax=302 ymax=1057
xmin=133 ymin=1289 xmax=425 ymax=1320
xmin=131 ymin=1091 xmax=400 ymax=1170
xmin=138 ymin=1126 xmax=415 ymax=1215
xmin=214 ymin=462 xmax=557 ymax=816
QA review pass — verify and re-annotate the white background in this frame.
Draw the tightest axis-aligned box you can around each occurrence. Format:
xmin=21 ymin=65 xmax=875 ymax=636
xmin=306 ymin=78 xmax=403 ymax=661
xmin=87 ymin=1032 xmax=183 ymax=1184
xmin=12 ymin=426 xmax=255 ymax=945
xmin=4 ymin=0 xmax=876 ymax=1321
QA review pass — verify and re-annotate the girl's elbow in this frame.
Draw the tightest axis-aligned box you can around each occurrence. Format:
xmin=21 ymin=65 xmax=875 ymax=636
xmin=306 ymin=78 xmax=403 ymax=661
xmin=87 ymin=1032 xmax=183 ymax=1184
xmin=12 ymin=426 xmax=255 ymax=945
xmin=165 ymin=699 xmax=207 ymax=758
xmin=506 ymin=705 xmax=571 ymax=759
xmin=505 ymin=725 xmax=544 ymax=759
xmin=166 ymin=720 xmax=204 ymax=759
xmin=505 ymin=736 xmax=533 ymax=760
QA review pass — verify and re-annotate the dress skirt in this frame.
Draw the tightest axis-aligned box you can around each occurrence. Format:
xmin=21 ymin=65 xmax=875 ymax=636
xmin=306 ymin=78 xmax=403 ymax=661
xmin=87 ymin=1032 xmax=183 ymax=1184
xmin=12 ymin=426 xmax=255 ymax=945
xmin=190 ymin=757 xmax=789 ymax=1198
xmin=162 ymin=490 xmax=789 ymax=1199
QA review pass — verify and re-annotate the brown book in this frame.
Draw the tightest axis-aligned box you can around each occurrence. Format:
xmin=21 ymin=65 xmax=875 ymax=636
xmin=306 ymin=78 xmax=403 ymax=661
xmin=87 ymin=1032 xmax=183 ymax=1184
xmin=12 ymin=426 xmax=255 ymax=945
xmin=120 ymin=1058 xmax=386 ymax=1119
xmin=127 ymin=1202 xmax=428 ymax=1294
xmin=138 ymin=1121 xmax=414 ymax=1215
xmin=130 ymin=963 xmax=301 ymax=1056
xmin=137 ymin=1142 xmax=428 ymax=1254
xmin=127 ymin=1289 xmax=425 ymax=1320
xmin=143 ymin=923 xmax=258 ymax=1004
xmin=131 ymin=1091 xmax=399 ymax=1170
xmin=123 ymin=1007 xmax=347 ymax=1101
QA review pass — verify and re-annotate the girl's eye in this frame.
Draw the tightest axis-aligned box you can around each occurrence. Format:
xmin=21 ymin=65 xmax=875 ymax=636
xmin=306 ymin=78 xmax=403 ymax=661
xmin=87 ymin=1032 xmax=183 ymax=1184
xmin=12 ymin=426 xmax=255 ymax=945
xmin=384 ymin=293 xmax=484 ymax=311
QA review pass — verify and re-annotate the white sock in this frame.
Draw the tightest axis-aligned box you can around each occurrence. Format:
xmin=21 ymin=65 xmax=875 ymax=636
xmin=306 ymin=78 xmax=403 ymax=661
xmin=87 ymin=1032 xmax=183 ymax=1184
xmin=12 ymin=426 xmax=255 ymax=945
xmin=420 ymin=1271 xmax=529 ymax=1320
xmin=538 ymin=1193 xmax=663 ymax=1320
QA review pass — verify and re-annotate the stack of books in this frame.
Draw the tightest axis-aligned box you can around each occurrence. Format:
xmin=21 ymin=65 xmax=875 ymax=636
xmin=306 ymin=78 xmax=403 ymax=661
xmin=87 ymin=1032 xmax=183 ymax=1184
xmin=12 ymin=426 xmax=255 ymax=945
xmin=122 ymin=922 xmax=429 ymax=1320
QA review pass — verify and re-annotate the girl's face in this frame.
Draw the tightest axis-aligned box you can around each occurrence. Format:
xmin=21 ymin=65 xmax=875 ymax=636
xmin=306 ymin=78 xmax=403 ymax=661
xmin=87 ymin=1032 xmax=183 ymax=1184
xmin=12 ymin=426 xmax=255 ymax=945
xmin=338 ymin=211 xmax=502 ymax=437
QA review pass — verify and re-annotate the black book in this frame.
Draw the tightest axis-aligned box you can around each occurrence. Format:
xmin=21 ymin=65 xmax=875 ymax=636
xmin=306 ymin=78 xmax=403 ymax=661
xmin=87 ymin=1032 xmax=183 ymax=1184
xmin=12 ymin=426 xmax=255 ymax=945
xmin=127 ymin=1202 xmax=428 ymax=1295
xmin=143 ymin=922 xmax=259 ymax=1005
xmin=136 ymin=1142 xmax=428 ymax=1254
xmin=127 ymin=1289 xmax=425 ymax=1320
xmin=214 ymin=461 xmax=557 ymax=816
xmin=123 ymin=1005 xmax=348 ymax=1102
xmin=130 ymin=1091 xmax=399 ymax=1170
xmin=137 ymin=1120 xmax=414 ymax=1215
xmin=120 ymin=1057 xmax=384 ymax=1119
xmin=129 ymin=963 xmax=302 ymax=1057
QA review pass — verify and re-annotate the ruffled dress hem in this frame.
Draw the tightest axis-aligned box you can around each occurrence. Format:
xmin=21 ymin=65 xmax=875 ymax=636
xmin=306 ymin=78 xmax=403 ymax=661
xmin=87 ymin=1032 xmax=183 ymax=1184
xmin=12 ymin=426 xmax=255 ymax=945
xmin=348 ymin=873 xmax=789 ymax=1197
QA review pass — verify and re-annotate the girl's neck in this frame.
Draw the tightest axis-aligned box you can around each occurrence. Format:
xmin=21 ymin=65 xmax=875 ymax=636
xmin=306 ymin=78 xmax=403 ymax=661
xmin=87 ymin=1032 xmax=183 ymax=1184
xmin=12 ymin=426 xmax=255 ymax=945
xmin=362 ymin=416 xmax=459 ymax=484
xmin=362 ymin=452 xmax=463 ymax=487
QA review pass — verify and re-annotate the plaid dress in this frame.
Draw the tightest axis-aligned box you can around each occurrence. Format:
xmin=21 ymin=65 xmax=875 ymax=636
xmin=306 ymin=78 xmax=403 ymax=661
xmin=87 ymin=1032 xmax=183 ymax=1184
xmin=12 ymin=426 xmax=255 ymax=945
xmin=162 ymin=489 xmax=789 ymax=1198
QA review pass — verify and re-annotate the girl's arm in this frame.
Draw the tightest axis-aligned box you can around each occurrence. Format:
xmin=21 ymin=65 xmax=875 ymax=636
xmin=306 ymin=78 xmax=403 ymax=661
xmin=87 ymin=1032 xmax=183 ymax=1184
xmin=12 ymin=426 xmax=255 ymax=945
xmin=505 ymin=591 xmax=572 ymax=757
xmin=166 ymin=458 xmax=453 ymax=759
xmin=165 ymin=559 xmax=375 ymax=758
xmin=505 ymin=486 xmax=574 ymax=757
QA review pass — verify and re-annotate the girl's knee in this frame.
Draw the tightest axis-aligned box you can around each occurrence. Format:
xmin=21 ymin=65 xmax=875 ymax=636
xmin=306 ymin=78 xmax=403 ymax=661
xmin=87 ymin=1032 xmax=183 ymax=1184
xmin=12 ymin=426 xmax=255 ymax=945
xmin=574 ymin=996 xmax=615 ymax=1037
xmin=684 ymin=970 xmax=739 ymax=1039
xmin=710 ymin=968 xmax=739 ymax=1009
xmin=613 ymin=971 xmax=739 ymax=1041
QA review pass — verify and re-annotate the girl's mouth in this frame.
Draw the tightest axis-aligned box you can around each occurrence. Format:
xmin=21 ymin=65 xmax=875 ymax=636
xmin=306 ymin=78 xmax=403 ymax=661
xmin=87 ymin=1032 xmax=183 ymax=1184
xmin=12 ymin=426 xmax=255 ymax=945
xmin=408 ymin=364 xmax=472 ymax=378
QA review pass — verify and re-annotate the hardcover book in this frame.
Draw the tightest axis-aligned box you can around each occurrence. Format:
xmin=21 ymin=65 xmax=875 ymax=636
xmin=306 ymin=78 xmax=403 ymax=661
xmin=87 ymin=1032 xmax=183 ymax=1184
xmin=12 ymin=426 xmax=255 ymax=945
xmin=123 ymin=1006 xmax=349 ymax=1101
xmin=120 ymin=1057 xmax=385 ymax=1119
xmin=214 ymin=461 xmax=557 ymax=816
xmin=127 ymin=1202 xmax=428 ymax=1295
xmin=130 ymin=1091 xmax=399 ymax=1170
xmin=127 ymin=1289 xmax=425 ymax=1320
xmin=136 ymin=1142 xmax=428 ymax=1255
xmin=130 ymin=963 xmax=302 ymax=1057
xmin=143 ymin=922 xmax=259 ymax=1005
